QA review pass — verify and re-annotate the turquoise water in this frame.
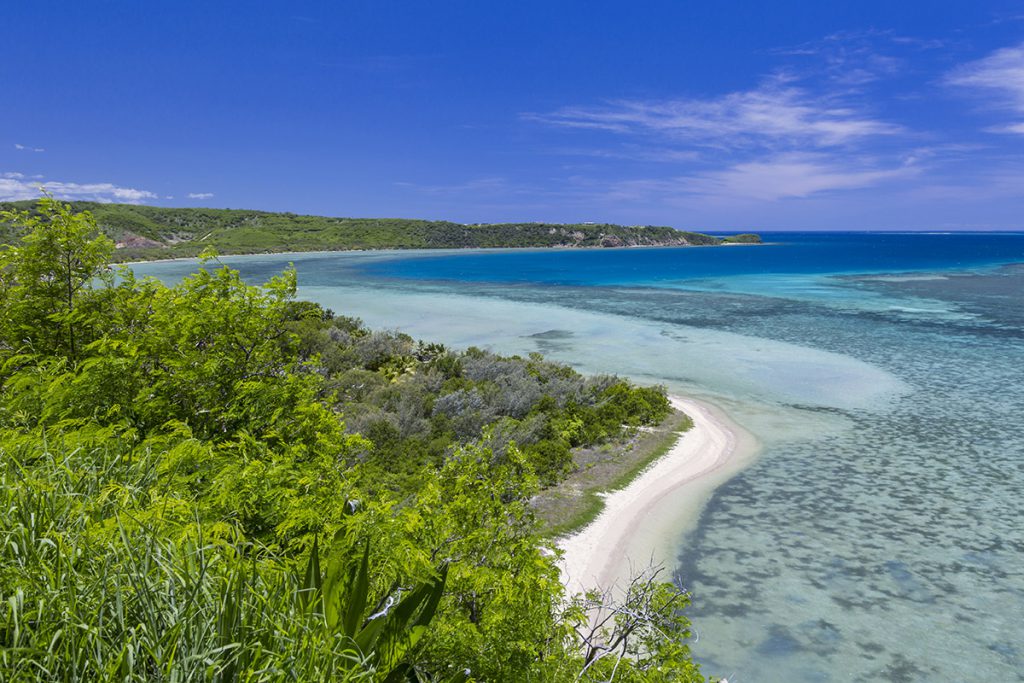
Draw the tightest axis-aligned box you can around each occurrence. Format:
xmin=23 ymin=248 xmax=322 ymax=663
xmin=133 ymin=233 xmax=1024 ymax=682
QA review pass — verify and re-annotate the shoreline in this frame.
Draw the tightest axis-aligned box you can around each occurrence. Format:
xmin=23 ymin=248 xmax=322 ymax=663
xmin=114 ymin=240 xmax=762 ymax=267
xmin=557 ymin=395 xmax=759 ymax=596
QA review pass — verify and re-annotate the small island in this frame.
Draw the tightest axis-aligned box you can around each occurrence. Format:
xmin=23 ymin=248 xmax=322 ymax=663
xmin=0 ymin=200 xmax=761 ymax=261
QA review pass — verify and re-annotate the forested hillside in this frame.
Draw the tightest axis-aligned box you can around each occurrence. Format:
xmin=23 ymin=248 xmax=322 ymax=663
xmin=0 ymin=200 xmax=759 ymax=261
xmin=0 ymin=199 xmax=708 ymax=681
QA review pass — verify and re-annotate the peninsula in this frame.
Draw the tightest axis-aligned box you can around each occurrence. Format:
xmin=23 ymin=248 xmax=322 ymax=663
xmin=0 ymin=197 xmax=722 ymax=681
xmin=0 ymin=200 xmax=761 ymax=261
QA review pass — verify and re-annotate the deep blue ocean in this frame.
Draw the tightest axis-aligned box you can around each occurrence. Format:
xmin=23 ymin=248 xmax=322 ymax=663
xmin=134 ymin=231 xmax=1024 ymax=683
xmin=354 ymin=231 xmax=1024 ymax=287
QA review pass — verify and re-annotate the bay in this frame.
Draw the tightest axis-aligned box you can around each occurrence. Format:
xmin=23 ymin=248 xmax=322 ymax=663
xmin=132 ymin=232 xmax=1024 ymax=682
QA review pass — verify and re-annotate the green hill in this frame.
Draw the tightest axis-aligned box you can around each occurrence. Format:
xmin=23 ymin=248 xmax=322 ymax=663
xmin=0 ymin=201 xmax=759 ymax=261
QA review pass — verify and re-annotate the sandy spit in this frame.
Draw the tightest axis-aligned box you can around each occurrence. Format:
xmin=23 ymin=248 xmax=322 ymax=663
xmin=557 ymin=396 xmax=758 ymax=596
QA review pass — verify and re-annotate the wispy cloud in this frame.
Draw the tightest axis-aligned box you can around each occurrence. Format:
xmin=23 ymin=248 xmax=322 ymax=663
xmin=528 ymin=78 xmax=901 ymax=150
xmin=989 ymin=122 xmax=1024 ymax=134
xmin=947 ymin=42 xmax=1024 ymax=133
xmin=414 ymin=154 xmax=918 ymax=209
xmin=187 ymin=192 xmax=215 ymax=199
xmin=561 ymin=154 xmax=915 ymax=206
xmin=907 ymin=165 xmax=1024 ymax=202
xmin=13 ymin=143 xmax=45 ymax=152
xmin=775 ymin=33 xmax=894 ymax=86
xmin=0 ymin=174 xmax=157 ymax=203
xmin=547 ymin=145 xmax=700 ymax=164
xmin=396 ymin=177 xmax=524 ymax=196
xmin=526 ymin=61 xmax=914 ymax=204
xmin=677 ymin=153 xmax=918 ymax=201
xmin=774 ymin=29 xmax=944 ymax=87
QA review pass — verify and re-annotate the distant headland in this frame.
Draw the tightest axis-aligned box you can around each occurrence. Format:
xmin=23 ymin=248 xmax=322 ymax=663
xmin=0 ymin=200 xmax=761 ymax=261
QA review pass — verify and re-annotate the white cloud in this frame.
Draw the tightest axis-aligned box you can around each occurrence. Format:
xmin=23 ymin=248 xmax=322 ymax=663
xmin=549 ymin=145 xmax=701 ymax=164
xmin=187 ymin=192 xmax=214 ymax=199
xmin=678 ymin=153 xmax=918 ymax=201
xmin=398 ymin=177 xmax=514 ymax=196
xmin=0 ymin=174 xmax=158 ymax=203
xmin=948 ymin=43 xmax=1024 ymax=105
xmin=529 ymin=79 xmax=901 ymax=149
xmin=987 ymin=122 xmax=1024 ymax=134
xmin=947 ymin=43 xmax=1024 ymax=133
xmin=13 ymin=143 xmax=45 ymax=152
xmin=521 ymin=39 xmax=961 ymax=209
xmin=773 ymin=29 xmax=942 ymax=88
xmin=527 ymin=71 xmax=915 ymax=204
xmin=586 ymin=154 xmax=917 ymax=204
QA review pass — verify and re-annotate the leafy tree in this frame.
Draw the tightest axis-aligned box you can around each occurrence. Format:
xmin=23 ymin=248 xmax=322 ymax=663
xmin=0 ymin=196 xmax=114 ymax=359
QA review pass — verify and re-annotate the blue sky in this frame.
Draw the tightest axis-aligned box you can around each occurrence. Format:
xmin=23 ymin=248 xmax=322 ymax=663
xmin=3 ymin=1 xmax=1024 ymax=230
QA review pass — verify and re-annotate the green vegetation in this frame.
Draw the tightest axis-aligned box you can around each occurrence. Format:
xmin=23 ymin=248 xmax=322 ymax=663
xmin=0 ymin=200 xmax=758 ymax=261
xmin=721 ymin=233 xmax=762 ymax=244
xmin=534 ymin=410 xmax=694 ymax=537
xmin=0 ymin=199 xmax=710 ymax=681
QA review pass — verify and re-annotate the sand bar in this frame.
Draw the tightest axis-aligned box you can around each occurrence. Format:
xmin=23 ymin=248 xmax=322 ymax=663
xmin=557 ymin=396 xmax=758 ymax=596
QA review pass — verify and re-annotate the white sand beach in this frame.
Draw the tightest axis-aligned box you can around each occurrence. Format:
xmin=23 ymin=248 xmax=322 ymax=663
xmin=557 ymin=396 xmax=758 ymax=596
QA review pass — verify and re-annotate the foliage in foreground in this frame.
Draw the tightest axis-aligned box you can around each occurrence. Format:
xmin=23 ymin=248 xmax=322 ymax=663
xmin=0 ymin=199 xmax=707 ymax=681
xmin=0 ymin=438 xmax=451 ymax=682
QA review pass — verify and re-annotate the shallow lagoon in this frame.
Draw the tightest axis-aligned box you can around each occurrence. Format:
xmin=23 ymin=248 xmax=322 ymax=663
xmin=134 ymin=233 xmax=1024 ymax=682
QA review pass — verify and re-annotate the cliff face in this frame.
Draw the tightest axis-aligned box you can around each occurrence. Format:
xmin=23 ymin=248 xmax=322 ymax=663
xmin=538 ymin=228 xmax=694 ymax=248
xmin=114 ymin=232 xmax=164 ymax=249
xmin=593 ymin=232 xmax=686 ymax=248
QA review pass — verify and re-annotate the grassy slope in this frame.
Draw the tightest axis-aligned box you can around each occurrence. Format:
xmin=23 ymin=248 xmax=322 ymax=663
xmin=0 ymin=201 xmax=759 ymax=260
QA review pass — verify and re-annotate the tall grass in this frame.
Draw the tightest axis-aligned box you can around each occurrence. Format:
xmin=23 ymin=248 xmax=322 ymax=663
xmin=0 ymin=430 xmax=379 ymax=682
